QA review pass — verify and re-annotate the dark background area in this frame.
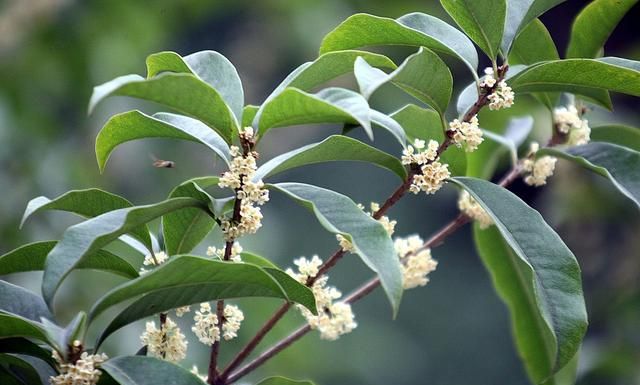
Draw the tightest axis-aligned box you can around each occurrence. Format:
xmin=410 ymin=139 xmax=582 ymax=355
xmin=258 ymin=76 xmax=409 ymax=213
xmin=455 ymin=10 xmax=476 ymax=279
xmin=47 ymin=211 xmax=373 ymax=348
xmin=0 ymin=1 xmax=638 ymax=384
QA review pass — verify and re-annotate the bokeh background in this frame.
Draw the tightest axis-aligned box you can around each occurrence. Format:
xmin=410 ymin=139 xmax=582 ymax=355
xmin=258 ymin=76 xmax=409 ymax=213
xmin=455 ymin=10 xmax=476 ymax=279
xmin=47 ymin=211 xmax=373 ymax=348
xmin=1 ymin=0 xmax=639 ymax=384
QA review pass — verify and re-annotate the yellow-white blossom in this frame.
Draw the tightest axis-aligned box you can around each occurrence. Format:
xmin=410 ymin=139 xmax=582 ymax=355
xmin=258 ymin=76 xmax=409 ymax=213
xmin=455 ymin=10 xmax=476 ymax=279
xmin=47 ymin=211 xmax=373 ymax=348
xmin=409 ymin=161 xmax=451 ymax=195
xmin=139 ymin=251 xmax=169 ymax=274
xmin=191 ymin=302 xmax=244 ymax=345
xmin=394 ymin=235 xmax=438 ymax=289
xmin=488 ymin=80 xmax=515 ymax=110
xmin=336 ymin=202 xmax=396 ymax=253
xmin=479 ymin=67 xmax=497 ymax=88
xmin=458 ymin=191 xmax=493 ymax=229
xmin=192 ymin=302 xmax=219 ymax=346
xmin=175 ymin=306 xmax=191 ymax=317
xmin=402 ymin=139 xmax=439 ymax=165
xmin=50 ymin=351 xmax=108 ymax=385
xmin=287 ymin=258 xmax=356 ymax=340
xmin=218 ymin=130 xmax=269 ymax=241
xmin=449 ymin=116 xmax=483 ymax=152
xmin=522 ymin=142 xmax=557 ymax=187
xmin=221 ymin=304 xmax=244 ymax=340
xmin=207 ymin=242 xmax=243 ymax=262
xmin=140 ymin=317 xmax=187 ymax=363
xmin=554 ymin=105 xmax=590 ymax=145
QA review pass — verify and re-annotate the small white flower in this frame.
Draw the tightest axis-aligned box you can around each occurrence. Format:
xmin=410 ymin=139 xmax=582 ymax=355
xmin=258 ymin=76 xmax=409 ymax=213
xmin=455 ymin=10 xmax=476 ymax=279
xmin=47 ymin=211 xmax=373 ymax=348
xmin=221 ymin=304 xmax=244 ymax=340
xmin=139 ymin=251 xmax=169 ymax=274
xmin=192 ymin=302 xmax=220 ymax=346
xmin=175 ymin=306 xmax=191 ymax=317
xmin=207 ymin=243 xmax=243 ymax=262
xmin=458 ymin=191 xmax=493 ymax=229
xmin=554 ymin=105 xmax=590 ymax=145
xmin=522 ymin=142 xmax=557 ymax=187
xmin=394 ymin=235 xmax=438 ymax=290
xmin=479 ymin=67 xmax=497 ymax=88
xmin=140 ymin=317 xmax=188 ymax=363
xmin=50 ymin=351 xmax=108 ymax=385
xmin=449 ymin=116 xmax=483 ymax=152
xmin=409 ymin=161 xmax=451 ymax=195
xmin=487 ymin=81 xmax=515 ymax=110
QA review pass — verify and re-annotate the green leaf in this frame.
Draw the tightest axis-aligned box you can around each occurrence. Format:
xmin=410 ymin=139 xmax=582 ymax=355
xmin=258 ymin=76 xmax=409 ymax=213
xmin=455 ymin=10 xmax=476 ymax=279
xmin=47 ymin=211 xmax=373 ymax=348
xmin=162 ymin=180 xmax=220 ymax=256
xmin=0 ymin=353 xmax=52 ymax=385
xmin=566 ymin=0 xmax=638 ymax=59
xmin=253 ymin=50 xmax=396 ymax=129
xmin=0 ymin=339 xmax=55 ymax=368
xmin=452 ymin=177 xmax=587 ymax=377
xmin=242 ymin=105 xmax=259 ymax=128
xmin=440 ymin=0 xmax=506 ymax=59
xmin=101 ymin=356 xmax=205 ymax=385
xmin=0 ymin=281 xmax=52 ymax=322
xmin=256 ymin=377 xmax=315 ymax=385
xmin=591 ymin=124 xmax=640 ymax=151
xmin=354 ymin=47 xmax=453 ymax=115
xmin=0 ymin=314 xmax=49 ymax=345
xmin=0 ymin=241 xmax=138 ymax=279
xmin=271 ymin=183 xmax=403 ymax=315
xmin=89 ymin=73 xmax=238 ymax=143
xmin=258 ymin=87 xmax=373 ymax=140
xmin=96 ymin=110 xmax=231 ymax=172
xmin=390 ymin=105 xmax=467 ymax=176
xmin=254 ymin=135 xmax=406 ymax=181
xmin=539 ymin=142 xmax=640 ymax=208
xmin=319 ymin=12 xmax=479 ymax=73
xmin=501 ymin=0 xmax=567 ymax=54
xmin=509 ymin=58 xmax=640 ymax=106
xmin=90 ymin=256 xmax=316 ymax=345
xmin=42 ymin=198 xmax=211 ymax=308
xmin=370 ymin=110 xmax=407 ymax=147
xmin=510 ymin=19 xmax=559 ymax=65
xmin=20 ymin=188 xmax=151 ymax=249
xmin=239 ymin=252 xmax=278 ymax=269
xmin=145 ymin=51 xmax=191 ymax=77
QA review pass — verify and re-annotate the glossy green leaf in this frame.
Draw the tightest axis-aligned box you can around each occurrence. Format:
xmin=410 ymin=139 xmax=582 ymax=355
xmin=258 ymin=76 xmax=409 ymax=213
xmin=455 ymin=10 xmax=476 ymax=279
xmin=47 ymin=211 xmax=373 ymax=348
xmin=509 ymin=58 xmax=640 ymax=106
xmin=591 ymin=124 xmax=640 ymax=151
xmin=0 ymin=281 xmax=52 ymax=322
xmin=501 ymin=0 xmax=566 ymax=53
xmin=254 ymin=135 xmax=406 ymax=181
xmin=96 ymin=110 xmax=231 ymax=172
xmin=370 ymin=109 xmax=407 ymax=147
xmin=0 ymin=339 xmax=55 ymax=368
xmin=390 ymin=105 xmax=467 ymax=176
xmin=355 ymin=47 xmax=453 ymax=115
xmin=566 ymin=0 xmax=638 ymax=58
xmin=258 ymin=87 xmax=373 ymax=140
xmin=89 ymin=73 xmax=237 ymax=143
xmin=320 ymin=12 xmax=479 ymax=73
xmin=272 ymin=183 xmax=403 ymax=315
xmin=539 ymin=142 xmax=640 ymax=208
xmin=256 ymin=377 xmax=315 ymax=385
xmin=162 ymin=180 xmax=220 ymax=256
xmin=20 ymin=188 xmax=151 ymax=249
xmin=91 ymin=256 xmax=316 ymax=345
xmin=0 ymin=353 xmax=52 ymax=385
xmin=42 ymin=198 xmax=211 ymax=308
xmin=510 ymin=19 xmax=559 ymax=65
xmin=239 ymin=252 xmax=278 ymax=268
xmin=253 ymin=51 xmax=396 ymax=129
xmin=452 ymin=177 xmax=587 ymax=377
xmin=242 ymin=105 xmax=259 ymax=128
xmin=101 ymin=356 xmax=205 ymax=385
xmin=145 ymin=51 xmax=191 ymax=77
xmin=0 ymin=314 xmax=49 ymax=345
xmin=0 ymin=241 xmax=138 ymax=279
xmin=440 ymin=0 xmax=506 ymax=59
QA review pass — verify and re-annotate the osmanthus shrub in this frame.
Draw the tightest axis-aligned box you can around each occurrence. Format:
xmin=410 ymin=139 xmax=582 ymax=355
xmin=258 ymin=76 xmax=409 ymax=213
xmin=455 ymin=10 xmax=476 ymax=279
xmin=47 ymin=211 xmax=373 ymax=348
xmin=1 ymin=0 xmax=640 ymax=384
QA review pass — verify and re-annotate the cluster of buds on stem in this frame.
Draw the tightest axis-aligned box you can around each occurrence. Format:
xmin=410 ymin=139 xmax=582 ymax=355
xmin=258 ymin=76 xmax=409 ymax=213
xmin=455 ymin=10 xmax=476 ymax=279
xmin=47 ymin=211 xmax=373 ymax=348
xmin=521 ymin=142 xmax=557 ymax=186
xmin=402 ymin=139 xmax=451 ymax=195
xmin=553 ymin=104 xmax=591 ymax=146
xmin=140 ymin=316 xmax=188 ymax=362
xmin=50 ymin=344 xmax=108 ymax=385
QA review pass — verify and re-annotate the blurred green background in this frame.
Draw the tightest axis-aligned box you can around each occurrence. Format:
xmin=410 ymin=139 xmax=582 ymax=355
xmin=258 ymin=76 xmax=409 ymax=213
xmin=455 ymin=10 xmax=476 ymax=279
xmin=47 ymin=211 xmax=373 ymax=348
xmin=1 ymin=0 xmax=639 ymax=384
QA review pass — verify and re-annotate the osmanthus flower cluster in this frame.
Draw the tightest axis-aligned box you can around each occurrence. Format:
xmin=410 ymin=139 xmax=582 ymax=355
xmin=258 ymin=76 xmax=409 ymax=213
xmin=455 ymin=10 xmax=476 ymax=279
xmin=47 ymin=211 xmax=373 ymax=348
xmin=4 ymin=3 xmax=640 ymax=385
xmin=553 ymin=104 xmax=591 ymax=146
xmin=50 ymin=350 xmax=108 ymax=385
xmin=287 ymin=256 xmax=357 ymax=340
xmin=218 ymin=127 xmax=269 ymax=241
